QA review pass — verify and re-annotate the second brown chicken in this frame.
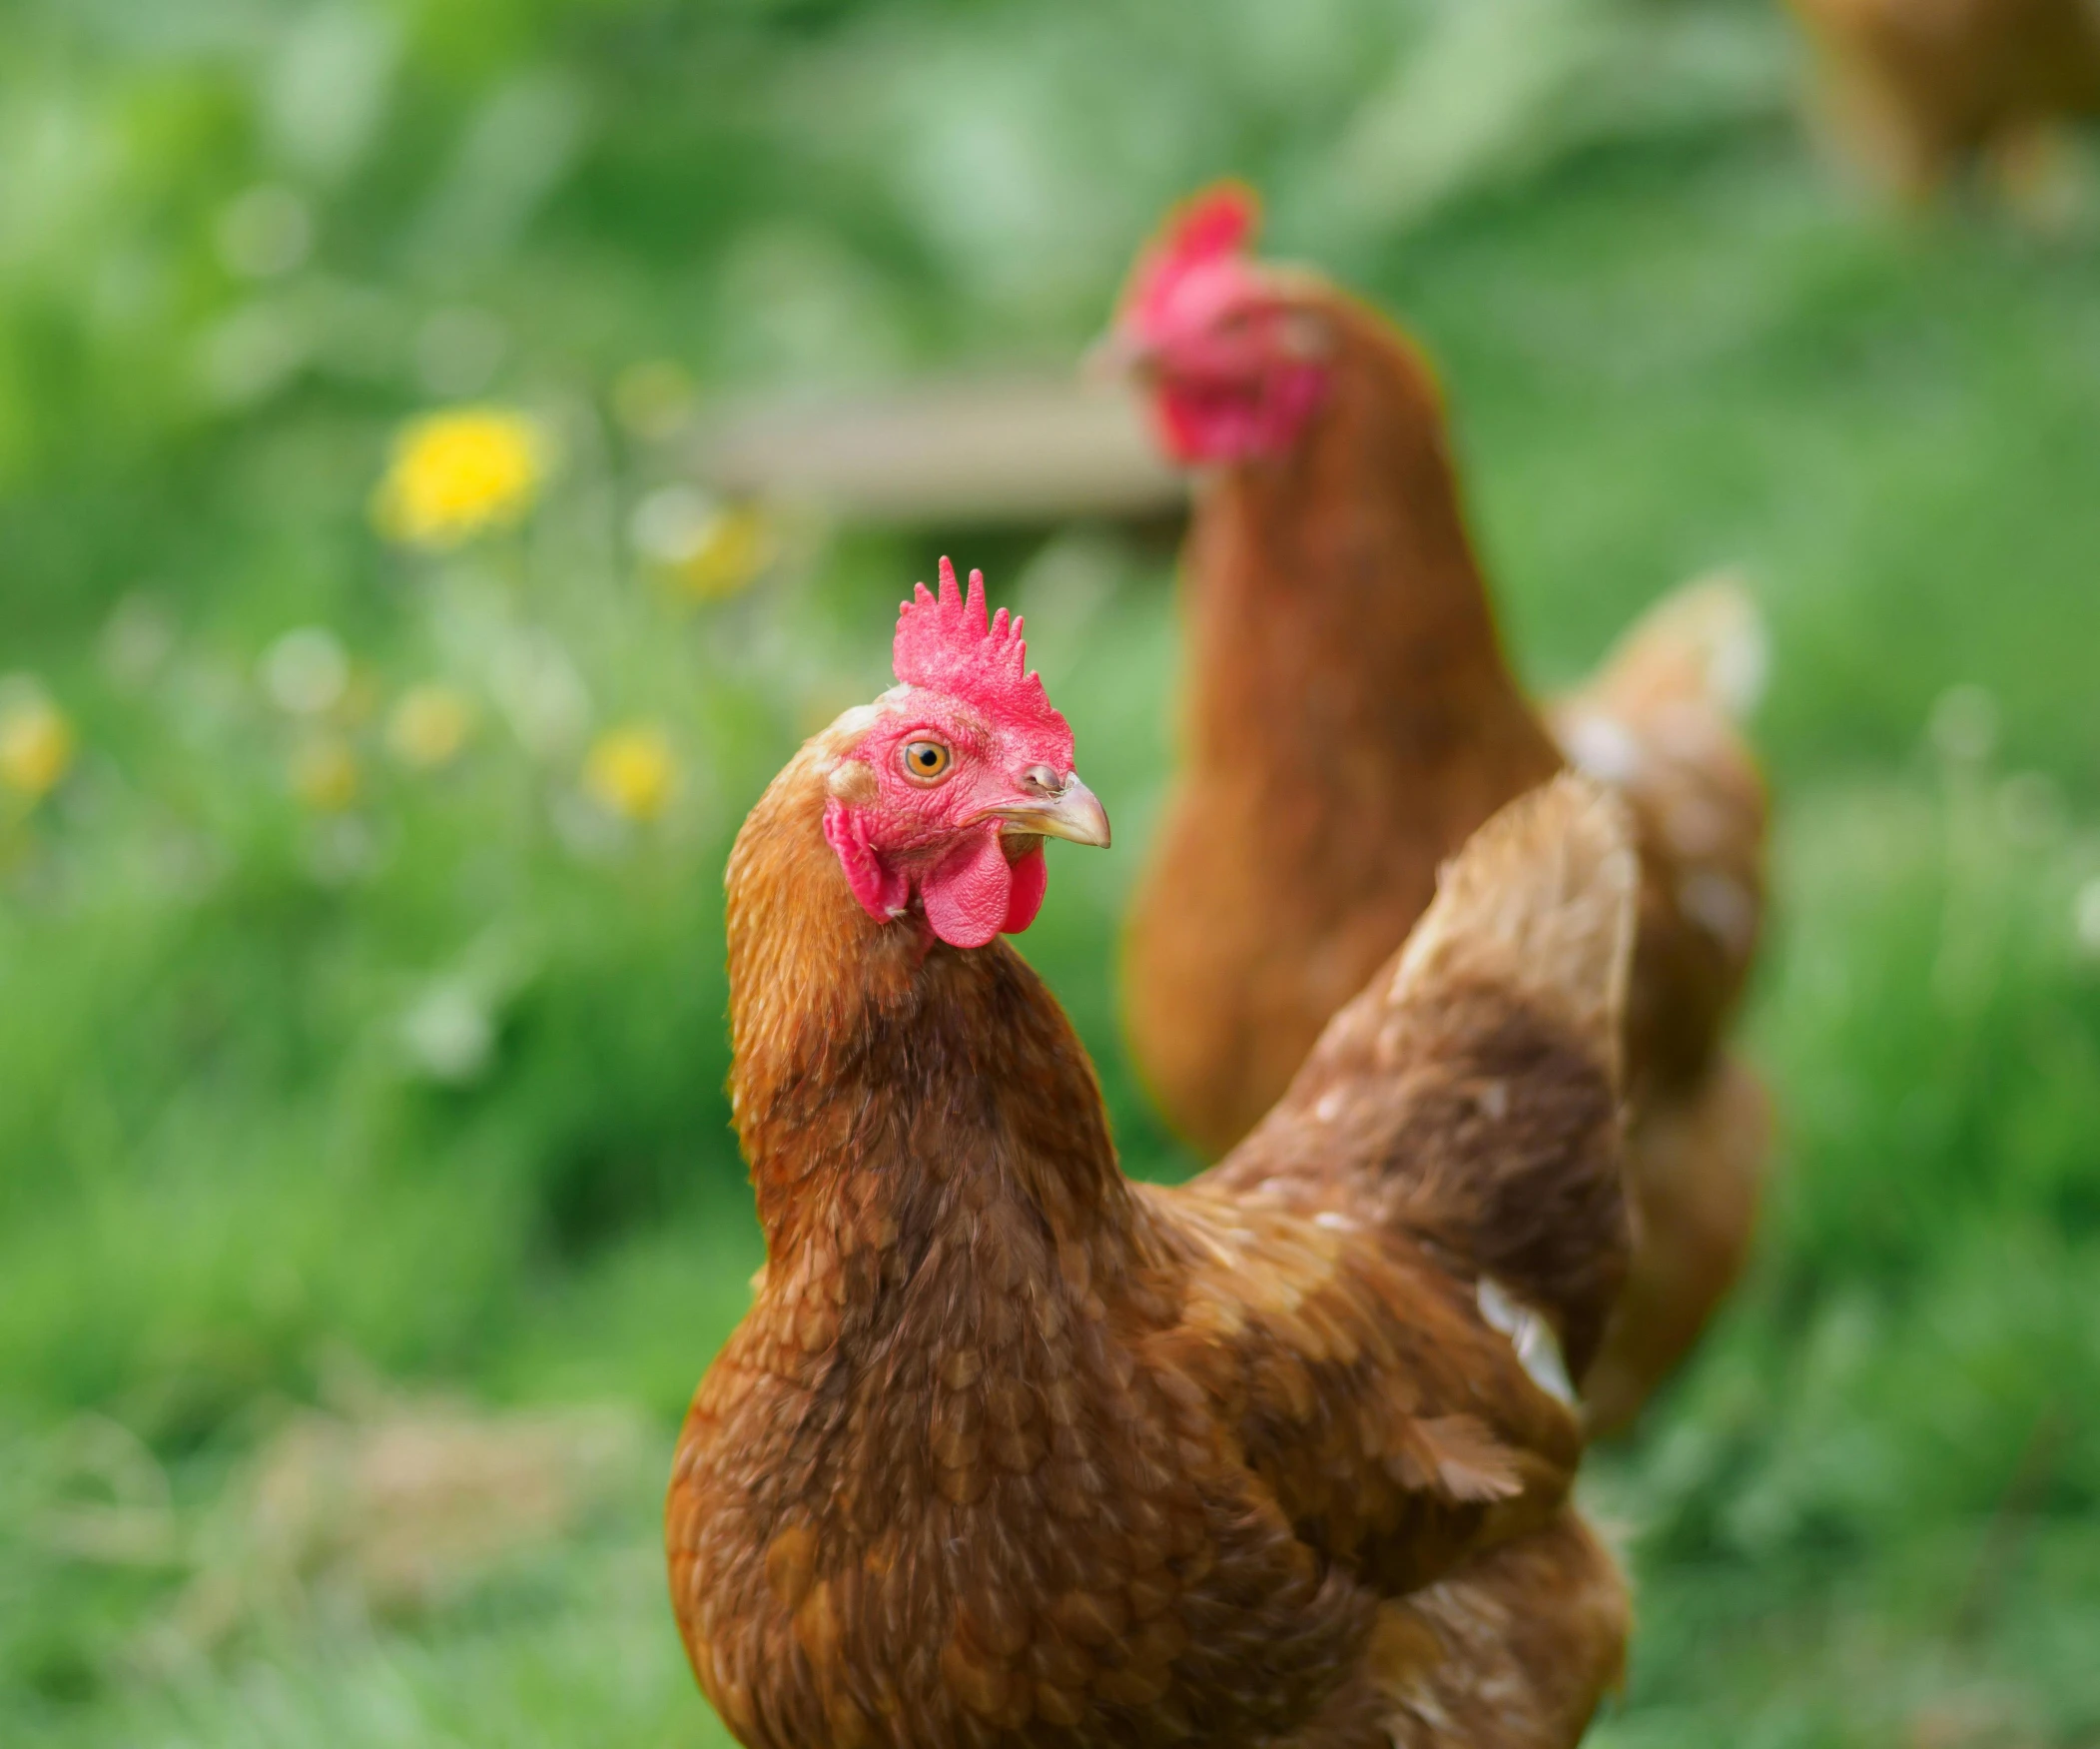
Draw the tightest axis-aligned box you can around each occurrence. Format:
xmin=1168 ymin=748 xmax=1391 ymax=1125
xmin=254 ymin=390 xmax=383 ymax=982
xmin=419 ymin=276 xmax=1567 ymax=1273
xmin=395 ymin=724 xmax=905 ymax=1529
xmin=1109 ymin=186 xmax=1771 ymax=1435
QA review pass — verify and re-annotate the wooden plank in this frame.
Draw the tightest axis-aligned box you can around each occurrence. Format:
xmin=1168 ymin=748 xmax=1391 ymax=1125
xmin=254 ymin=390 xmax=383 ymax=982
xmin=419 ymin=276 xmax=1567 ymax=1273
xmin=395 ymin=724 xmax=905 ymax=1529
xmin=688 ymin=376 xmax=1186 ymax=528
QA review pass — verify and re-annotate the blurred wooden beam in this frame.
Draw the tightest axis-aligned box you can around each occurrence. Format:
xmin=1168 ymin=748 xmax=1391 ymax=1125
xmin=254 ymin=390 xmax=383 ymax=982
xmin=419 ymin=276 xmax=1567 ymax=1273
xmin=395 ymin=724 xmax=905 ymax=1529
xmin=688 ymin=376 xmax=1186 ymax=530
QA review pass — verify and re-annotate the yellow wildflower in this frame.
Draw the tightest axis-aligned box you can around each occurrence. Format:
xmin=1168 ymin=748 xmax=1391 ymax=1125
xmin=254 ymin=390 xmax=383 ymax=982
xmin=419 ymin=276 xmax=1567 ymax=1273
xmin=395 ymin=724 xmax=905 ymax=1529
xmin=676 ymin=503 xmax=776 ymax=601
xmin=387 ymin=684 xmax=475 ymax=770
xmin=631 ymin=487 xmax=776 ymax=603
xmin=0 ymin=680 xmax=75 ymax=800
xmin=291 ymin=736 xmax=360 ymax=812
xmin=372 ymin=407 xmax=549 ymax=550
xmin=583 ymin=725 xmax=676 ymax=823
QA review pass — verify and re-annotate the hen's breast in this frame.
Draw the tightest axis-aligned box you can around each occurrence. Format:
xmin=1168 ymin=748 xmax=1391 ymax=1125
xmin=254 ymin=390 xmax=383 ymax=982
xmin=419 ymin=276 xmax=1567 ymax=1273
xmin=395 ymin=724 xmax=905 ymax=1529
xmin=666 ymin=1243 xmax=1377 ymax=1749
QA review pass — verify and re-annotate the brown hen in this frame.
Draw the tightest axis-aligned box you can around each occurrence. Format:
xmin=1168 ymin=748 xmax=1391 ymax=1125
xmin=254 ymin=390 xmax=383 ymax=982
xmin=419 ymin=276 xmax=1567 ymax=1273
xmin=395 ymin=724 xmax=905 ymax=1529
xmin=1112 ymin=187 xmax=1770 ymax=1434
xmin=1785 ymin=0 xmax=2100 ymax=202
xmin=667 ymin=560 xmax=1639 ymax=1748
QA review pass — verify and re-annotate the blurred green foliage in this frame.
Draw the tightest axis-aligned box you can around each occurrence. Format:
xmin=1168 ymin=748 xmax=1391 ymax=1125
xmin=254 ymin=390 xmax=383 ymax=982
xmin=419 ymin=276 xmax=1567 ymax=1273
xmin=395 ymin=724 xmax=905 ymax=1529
xmin=4 ymin=0 xmax=2100 ymax=1744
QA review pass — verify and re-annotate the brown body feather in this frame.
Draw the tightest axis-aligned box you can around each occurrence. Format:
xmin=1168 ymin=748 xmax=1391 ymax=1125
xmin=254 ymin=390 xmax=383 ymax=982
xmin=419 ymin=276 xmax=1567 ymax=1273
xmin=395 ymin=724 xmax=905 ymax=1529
xmin=670 ymin=743 xmax=1634 ymax=1748
xmin=1123 ymin=287 xmax=1769 ymax=1434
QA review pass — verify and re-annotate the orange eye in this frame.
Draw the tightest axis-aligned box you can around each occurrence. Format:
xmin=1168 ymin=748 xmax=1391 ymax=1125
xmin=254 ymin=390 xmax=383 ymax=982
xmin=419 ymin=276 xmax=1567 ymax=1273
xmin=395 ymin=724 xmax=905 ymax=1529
xmin=901 ymin=739 xmax=952 ymax=783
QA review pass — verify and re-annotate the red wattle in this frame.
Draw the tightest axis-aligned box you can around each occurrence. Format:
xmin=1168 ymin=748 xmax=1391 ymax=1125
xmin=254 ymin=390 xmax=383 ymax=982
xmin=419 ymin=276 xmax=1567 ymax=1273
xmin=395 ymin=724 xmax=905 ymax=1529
xmin=1156 ymin=360 xmax=1328 ymax=464
xmin=920 ymin=828 xmax=1015 ymax=950
xmin=1001 ymin=845 xmax=1048 ymax=935
xmin=829 ymin=806 xmax=1053 ymax=950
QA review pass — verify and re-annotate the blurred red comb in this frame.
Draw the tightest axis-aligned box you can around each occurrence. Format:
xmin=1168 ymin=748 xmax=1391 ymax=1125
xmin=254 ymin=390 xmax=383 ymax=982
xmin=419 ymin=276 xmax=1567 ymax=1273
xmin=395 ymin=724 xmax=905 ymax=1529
xmin=1117 ymin=180 xmax=1263 ymax=337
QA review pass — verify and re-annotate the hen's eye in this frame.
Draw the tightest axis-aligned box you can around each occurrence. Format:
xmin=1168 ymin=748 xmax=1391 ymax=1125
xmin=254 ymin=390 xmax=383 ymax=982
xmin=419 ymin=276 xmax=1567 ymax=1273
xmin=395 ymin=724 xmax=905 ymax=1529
xmin=901 ymin=739 xmax=953 ymax=783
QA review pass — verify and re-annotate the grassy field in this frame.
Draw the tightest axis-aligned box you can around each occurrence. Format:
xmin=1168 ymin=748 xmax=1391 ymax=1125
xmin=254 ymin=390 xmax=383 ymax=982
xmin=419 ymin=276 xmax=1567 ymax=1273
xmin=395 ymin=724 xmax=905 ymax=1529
xmin=5 ymin=1 xmax=2100 ymax=1744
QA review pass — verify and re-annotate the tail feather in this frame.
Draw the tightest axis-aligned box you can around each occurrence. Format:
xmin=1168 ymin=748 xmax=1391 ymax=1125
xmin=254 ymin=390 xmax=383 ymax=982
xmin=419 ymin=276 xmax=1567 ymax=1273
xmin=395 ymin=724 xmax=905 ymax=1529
xmin=1575 ymin=569 xmax=1768 ymax=729
xmin=1553 ymin=572 xmax=1771 ymax=1078
xmin=1211 ymin=776 xmax=1641 ymax=1376
xmin=1388 ymin=775 xmax=1639 ymax=1092
xmin=1546 ymin=575 xmax=1773 ymax=1425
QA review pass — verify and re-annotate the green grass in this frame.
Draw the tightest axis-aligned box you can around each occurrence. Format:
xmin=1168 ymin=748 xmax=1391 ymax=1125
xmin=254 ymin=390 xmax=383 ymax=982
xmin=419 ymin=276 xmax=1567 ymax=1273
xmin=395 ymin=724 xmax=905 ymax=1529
xmin=5 ymin=0 xmax=2100 ymax=1743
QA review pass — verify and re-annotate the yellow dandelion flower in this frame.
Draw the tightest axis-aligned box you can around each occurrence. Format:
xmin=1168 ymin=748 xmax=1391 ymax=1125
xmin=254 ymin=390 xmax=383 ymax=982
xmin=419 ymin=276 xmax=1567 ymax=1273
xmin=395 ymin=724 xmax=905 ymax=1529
xmin=372 ymin=407 xmax=550 ymax=550
xmin=387 ymin=684 xmax=475 ymax=770
xmin=583 ymin=725 xmax=676 ymax=823
xmin=291 ymin=736 xmax=360 ymax=812
xmin=630 ymin=488 xmax=776 ymax=603
xmin=0 ymin=680 xmax=75 ymax=800
xmin=676 ymin=503 xmax=776 ymax=601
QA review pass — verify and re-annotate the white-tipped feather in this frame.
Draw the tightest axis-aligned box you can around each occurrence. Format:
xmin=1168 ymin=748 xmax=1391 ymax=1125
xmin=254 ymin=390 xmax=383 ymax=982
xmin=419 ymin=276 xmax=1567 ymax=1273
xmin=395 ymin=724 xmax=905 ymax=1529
xmin=1620 ymin=569 xmax=1769 ymax=723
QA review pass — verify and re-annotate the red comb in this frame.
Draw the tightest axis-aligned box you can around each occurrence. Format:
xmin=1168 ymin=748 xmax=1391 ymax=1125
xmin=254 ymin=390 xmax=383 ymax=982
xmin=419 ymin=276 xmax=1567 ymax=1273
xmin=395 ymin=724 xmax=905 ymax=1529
xmin=893 ymin=558 xmax=1071 ymax=751
xmin=1117 ymin=180 xmax=1263 ymax=338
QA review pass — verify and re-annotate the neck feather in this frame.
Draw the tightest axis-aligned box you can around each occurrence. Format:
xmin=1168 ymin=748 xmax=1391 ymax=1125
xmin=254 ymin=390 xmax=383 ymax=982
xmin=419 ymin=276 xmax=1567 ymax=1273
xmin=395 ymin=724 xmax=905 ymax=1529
xmin=1183 ymin=290 xmax=1543 ymax=779
xmin=723 ymin=740 xmax=1126 ymax=1277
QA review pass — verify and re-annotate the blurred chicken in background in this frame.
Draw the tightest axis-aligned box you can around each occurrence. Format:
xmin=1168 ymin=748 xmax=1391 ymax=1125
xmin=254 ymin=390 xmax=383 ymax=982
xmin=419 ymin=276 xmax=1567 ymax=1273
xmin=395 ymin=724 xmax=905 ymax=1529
xmin=1784 ymin=0 xmax=2100 ymax=208
xmin=1108 ymin=187 xmax=1771 ymax=1436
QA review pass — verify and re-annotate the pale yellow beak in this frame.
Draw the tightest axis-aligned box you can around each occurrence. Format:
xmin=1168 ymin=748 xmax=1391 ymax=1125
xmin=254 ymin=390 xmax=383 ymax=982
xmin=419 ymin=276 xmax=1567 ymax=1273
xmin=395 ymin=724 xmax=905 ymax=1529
xmin=1082 ymin=329 xmax=1153 ymax=386
xmin=991 ymin=775 xmax=1111 ymax=849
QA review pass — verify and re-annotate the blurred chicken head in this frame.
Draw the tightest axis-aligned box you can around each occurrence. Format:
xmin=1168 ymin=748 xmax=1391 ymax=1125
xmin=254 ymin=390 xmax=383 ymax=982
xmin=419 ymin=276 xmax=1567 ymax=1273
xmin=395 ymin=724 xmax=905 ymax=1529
xmin=1106 ymin=181 xmax=1331 ymax=465
xmin=822 ymin=557 xmax=1109 ymax=949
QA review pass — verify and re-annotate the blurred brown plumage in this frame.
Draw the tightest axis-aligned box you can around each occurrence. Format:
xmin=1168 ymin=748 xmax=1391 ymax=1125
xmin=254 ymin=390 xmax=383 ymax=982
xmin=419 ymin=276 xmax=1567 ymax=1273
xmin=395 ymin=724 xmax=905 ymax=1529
xmin=1114 ymin=188 xmax=1770 ymax=1435
xmin=666 ymin=560 xmax=1642 ymax=1747
xmin=1785 ymin=0 xmax=2100 ymax=202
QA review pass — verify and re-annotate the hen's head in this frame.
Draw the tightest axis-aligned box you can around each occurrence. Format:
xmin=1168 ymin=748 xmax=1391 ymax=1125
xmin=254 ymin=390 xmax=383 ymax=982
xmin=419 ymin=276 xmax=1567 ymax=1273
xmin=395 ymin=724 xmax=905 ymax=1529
xmin=1105 ymin=181 xmax=1331 ymax=466
xmin=822 ymin=558 xmax=1109 ymax=951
